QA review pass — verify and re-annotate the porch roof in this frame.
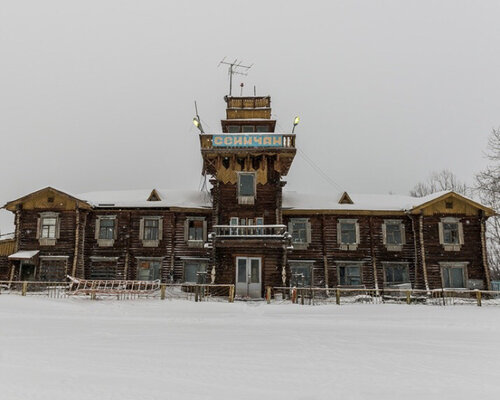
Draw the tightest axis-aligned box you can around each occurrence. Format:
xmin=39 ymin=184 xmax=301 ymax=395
xmin=8 ymin=250 xmax=39 ymax=260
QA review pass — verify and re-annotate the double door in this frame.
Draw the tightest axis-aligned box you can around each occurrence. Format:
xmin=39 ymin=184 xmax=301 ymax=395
xmin=235 ymin=257 xmax=262 ymax=298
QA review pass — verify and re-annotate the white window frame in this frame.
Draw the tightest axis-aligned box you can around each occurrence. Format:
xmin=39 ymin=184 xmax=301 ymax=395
xmin=185 ymin=217 xmax=207 ymax=248
xmin=237 ymin=172 xmax=256 ymax=205
xmin=140 ymin=216 xmax=163 ymax=247
xmin=439 ymin=262 xmax=468 ymax=289
xmin=382 ymin=219 xmax=405 ymax=251
xmin=337 ymin=219 xmax=360 ymax=250
xmin=37 ymin=212 xmax=60 ymax=246
xmin=95 ymin=215 xmax=117 ymax=247
xmin=288 ymin=218 xmax=312 ymax=250
xmin=438 ymin=217 xmax=464 ymax=251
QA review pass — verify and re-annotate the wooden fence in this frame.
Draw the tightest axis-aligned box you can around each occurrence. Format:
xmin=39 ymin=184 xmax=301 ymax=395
xmin=270 ymin=286 xmax=500 ymax=307
xmin=0 ymin=280 xmax=235 ymax=302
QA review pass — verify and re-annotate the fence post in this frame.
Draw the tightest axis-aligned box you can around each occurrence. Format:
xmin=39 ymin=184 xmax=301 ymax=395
xmin=266 ymin=286 xmax=271 ymax=304
xmin=336 ymin=288 xmax=340 ymax=305
xmin=22 ymin=281 xmax=28 ymax=296
xmin=160 ymin=284 xmax=166 ymax=300
xmin=300 ymin=289 xmax=304 ymax=305
xmin=291 ymin=287 xmax=297 ymax=304
xmin=406 ymin=290 xmax=411 ymax=305
xmin=476 ymin=290 xmax=482 ymax=307
xmin=228 ymin=285 xmax=235 ymax=303
xmin=195 ymin=285 xmax=199 ymax=302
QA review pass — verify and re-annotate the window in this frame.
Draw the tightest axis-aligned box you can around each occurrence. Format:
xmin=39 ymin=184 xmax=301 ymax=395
xmin=338 ymin=264 xmax=362 ymax=286
xmin=137 ymin=260 xmax=161 ymax=281
xmin=440 ymin=263 xmax=467 ymax=288
xmin=89 ymin=257 xmax=118 ymax=280
xmin=288 ymin=218 xmax=311 ymax=248
xmin=256 ymin=125 xmax=269 ymax=132
xmin=95 ymin=216 xmax=116 ymax=247
xmin=185 ymin=217 xmax=207 ymax=246
xmin=99 ymin=218 xmax=115 ymax=240
xmin=41 ymin=217 xmax=57 ymax=239
xmin=184 ymin=261 xmax=207 ymax=284
xmin=238 ymin=173 xmax=255 ymax=197
xmin=230 ymin=217 xmax=239 ymax=235
xmin=338 ymin=219 xmax=359 ymax=250
xmin=140 ymin=217 xmax=162 ymax=247
xmin=189 ymin=220 xmax=203 ymax=240
xmin=382 ymin=220 xmax=405 ymax=250
xmin=37 ymin=212 xmax=60 ymax=245
xmin=227 ymin=125 xmax=240 ymax=133
xmin=439 ymin=217 xmax=464 ymax=251
xmin=242 ymin=125 xmax=255 ymax=133
xmin=383 ymin=263 xmax=410 ymax=286
xmin=144 ymin=219 xmax=159 ymax=240
xmin=39 ymin=258 xmax=67 ymax=281
xmin=290 ymin=263 xmax=312 ymax=287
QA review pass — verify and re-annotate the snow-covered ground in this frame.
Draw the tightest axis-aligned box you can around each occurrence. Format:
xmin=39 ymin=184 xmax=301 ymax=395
xmin=0 ymin=297 xmax=499 ymax=400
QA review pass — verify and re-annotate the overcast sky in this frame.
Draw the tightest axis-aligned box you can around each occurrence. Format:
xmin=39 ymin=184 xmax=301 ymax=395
xmin=1 ymin=0 xmax=499 ymax=233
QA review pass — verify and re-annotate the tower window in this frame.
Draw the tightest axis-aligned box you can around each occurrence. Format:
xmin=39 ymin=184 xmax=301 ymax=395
xmin=242 ymin=125 xmax=255 ymax=133
xmin=238 ymin=173 xmax=256 ymax=198
xmin=256 ymin=125 xmax=269 ymax=132
xmin=227 ymin=125 xmax=240 ymax=133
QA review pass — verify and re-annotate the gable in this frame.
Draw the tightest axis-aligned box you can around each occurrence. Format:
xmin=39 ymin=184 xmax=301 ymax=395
xmin=411 ymin=192 xmax=495 ymax=216
xmin=338 ymin=192 xmax=353 ymax=204
xmin=147 ymin=189 xmax=162 ymax=202
xmin=3 ymin=187 xmax=91 ymax=212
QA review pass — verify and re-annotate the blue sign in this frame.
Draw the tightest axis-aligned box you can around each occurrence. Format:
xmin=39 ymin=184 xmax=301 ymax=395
xmin=212 ymin=134 xmax=283 ymax=148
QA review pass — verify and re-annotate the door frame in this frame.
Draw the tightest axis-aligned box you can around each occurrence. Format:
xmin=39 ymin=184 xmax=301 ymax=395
xmin=234 ymin=255 xmax=263 ymax=298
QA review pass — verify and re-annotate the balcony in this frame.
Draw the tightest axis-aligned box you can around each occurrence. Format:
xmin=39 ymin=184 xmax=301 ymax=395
xmin=214 ymin=224 xmax=287 ymax=237
xmin=211 ymin=225 xmax=290 ymax=248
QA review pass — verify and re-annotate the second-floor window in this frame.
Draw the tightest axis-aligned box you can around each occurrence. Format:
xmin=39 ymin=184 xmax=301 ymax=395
xmin=188 ymin=220 xmax=203 ymax=240
xmin=41 ymin=217 xmax=57 ymax=239
xmin=99 ymin=218 xmax=115 ymax=240
xmin=439 ymin=217 xmax=464 ymax=251
xmin=238 ymin=173 xmax=255 ymax=197
xmin=185 ymin=217 xmax=207 ymax=247
xmin=144 ymin=218 xmax=159 ymax=240
xmin=338 ymin=219 xmax=359 ymax=250
xmin=288 ymin=218 xmax=311 ymax=248
xmin=382 ymin=220 xmax=405 ymax=251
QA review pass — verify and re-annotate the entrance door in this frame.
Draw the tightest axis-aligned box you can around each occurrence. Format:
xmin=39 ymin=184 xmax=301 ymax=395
xmin=20 ymin=262 xmax=36 ymax=281
xmin=235 ymin=257 xmax=262 ymax=298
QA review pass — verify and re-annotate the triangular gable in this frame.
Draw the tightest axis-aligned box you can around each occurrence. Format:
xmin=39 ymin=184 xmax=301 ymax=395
xmin=410 ymin=191 xmax=495 ymax=216
xmin=338 ymin=192 xmax=353 ymax=205
xmin=147 ymin=189 xmax=162 ymax=202
xmin=3 ymin=187 xmax=91 ymax=212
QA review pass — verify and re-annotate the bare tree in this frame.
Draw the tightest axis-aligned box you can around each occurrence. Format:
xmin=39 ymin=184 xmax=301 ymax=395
xmin=475 ymin=128 xmax=500 ymax=280
xmin=410 ymin=169 xmax=469 ymax=197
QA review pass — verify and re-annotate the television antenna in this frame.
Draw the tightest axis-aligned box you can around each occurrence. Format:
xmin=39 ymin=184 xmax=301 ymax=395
xmin=218 ymin=57 xmax=253 ymax=96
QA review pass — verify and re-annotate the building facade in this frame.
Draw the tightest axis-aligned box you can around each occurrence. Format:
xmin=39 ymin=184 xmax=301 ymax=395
xmin=1 ymin=95 xmax=495 ymax=297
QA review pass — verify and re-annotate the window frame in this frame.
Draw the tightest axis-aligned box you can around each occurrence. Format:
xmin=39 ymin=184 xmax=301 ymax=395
xmin=288 ymin=218 xmax=312 ymax=249
xmin=438 ymin=217 xmax=464 ymax=251
xmin=337 ymin=219 xmax=360 ymax=250
xmin=237 ymin=172 xmax=256 ymax=204
xmin=140 ymin=216 xmax=163 ymax=247
xmin=185 ymin=217 xmax=207 ymax=247
xmin=37 ymin=212 xmax=60 ymax=246
xmin=95 ymin=215 xmax=117 ymax=247
xmin=382 ymin=219 xmax=405 ymax=251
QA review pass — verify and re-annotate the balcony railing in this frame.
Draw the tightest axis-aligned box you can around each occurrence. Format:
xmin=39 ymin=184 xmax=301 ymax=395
xmin=213 ymin=224 xmax=287 ymax=238
xmin=200 ymin=134 xmax=295 ymax=150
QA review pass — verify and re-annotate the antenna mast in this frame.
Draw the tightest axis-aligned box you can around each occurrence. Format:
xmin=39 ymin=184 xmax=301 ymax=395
xmin=218 ymin=57 xmax=253 ymax=96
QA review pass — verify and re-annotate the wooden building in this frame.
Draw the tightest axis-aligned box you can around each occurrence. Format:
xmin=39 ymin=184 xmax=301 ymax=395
xmin=1 ymin=94 xmax=496 ymax=297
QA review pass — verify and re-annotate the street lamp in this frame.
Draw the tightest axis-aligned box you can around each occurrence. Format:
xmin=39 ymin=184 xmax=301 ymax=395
xmin=193 ymin=117 xmax=204 ymax=134
xmin=292 ymin=116 xmax=300 ymax=133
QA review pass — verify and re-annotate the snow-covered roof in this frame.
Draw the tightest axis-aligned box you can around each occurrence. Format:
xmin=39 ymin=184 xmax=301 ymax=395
xmin=76 ymin=189 xmax=211 ymax=209
xmin=9 ymin=250 xmax=39 ymax=260
xmin=282 ymin=191 xmax=452 ymax=211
